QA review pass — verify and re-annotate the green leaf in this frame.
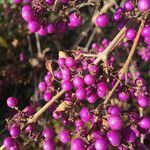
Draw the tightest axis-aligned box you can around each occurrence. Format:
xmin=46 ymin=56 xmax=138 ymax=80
xmin=0 ymin=37 xmax=8 ymax=48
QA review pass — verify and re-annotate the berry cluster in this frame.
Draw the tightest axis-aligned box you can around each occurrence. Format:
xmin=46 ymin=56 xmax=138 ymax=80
xmin=4 ymin=46 xmax=150 ymax=149
xmin=1 ymin=0 xmax=150 ymax=150
xmin=13 ymin=0 xmax=86 ymax=36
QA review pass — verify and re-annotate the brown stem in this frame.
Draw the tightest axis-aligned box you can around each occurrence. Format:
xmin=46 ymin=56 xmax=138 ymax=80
xmin=93 ymin=17 xmax=137 ymax=64
xmin=0 ymin=90 xmax=65 ymax=150
xmin=103 ymin=12 xmax=149 ymax=105
xmin=28 ymin=90 xmax=65 ymax=123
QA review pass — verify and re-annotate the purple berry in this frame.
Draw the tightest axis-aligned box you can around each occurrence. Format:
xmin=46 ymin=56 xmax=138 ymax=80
xmin=108 ymin=115 xmax=123 ymax=130
xmin=97 ymin=82 xmax=108 ymax=98
xmin=84 ymin=74 xmax=95 ymax=85
xmin=47 ymin=23 xmax=55 ymax=33
xmin=43 ymin=139 xmax=55 ymax=150
xmin=71 ymin=138 xmax=86 ymax=150
xmin=118 ymin=91 xmax=129 ymax=102
xmin=75 ymin=87 xmax=87 ymax=100
xmin=138 ymin=0 xmax=150 ymax=12
xmin=125 ymin=28 xmax=137 ymax=40
xmin=43 ymin=92 xmax=52 ymax=102
xmin=7 ymin=97 xmax=18 ymax=108
xmin=73 ymin=76 xmax=84 ymax=88
xmin=59 ymin=130 xmax=70 ymax=143
xmin=107 ymin=130 xmax=121 ymax=146
xmin=124 ymin=0 xmax=134 ymax=11
xmin=65 ymin=57 xmax=76 ymax=68
xmin=141 ymin=25 xmax=150 ymax=37
xmin=87 ymin=94 xmax=98 ymax=104
xmin=3 ymin=137 xmax=15 ymax=148
xmin=58 ymin=58 xmax=66 ymax=68
xmin=137 ymin=97 xmax=149 ymax=108
xmin=23 ymin=106 xmax=35 ymax=116
xmin=69 ymin=13 xmax=82 ymax=27
xmin=37 ymin=25 xmax=48 ymax=36
xmin=108 ymin=105 xmax=121 ymax=116
xmin=46 ymin=0 xmax=55 ymax=5
xmin=10 ymin=125 xmax=20 ymax=138
xmin=95 ymin=14 xmax=109 ymax=28
xmin=42 ymin=128 xmax=55 ymax=139
xmin=95 ymin=137 xmax=108 ymax=150
xmin=139 ymin=116 xmax=150 ymax=129
xmin=80 ymin=107 xmax=91 ymax=122
xmin=38 ymin=81 xmax=47 ymax=92
xmin=122 ymin=128 xmax=136 ymax=143
xmin=62 ymin=80 xmax=73 ymax=91
xmin=27 ymin=21 xmax=40 ymax=33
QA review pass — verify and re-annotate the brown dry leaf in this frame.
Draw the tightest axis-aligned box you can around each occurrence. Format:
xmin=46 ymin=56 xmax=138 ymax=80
xmin=55 ymin=101 xmax=72 ymax=112
xmin=46 ymin=60 xmax=54 ymax=81
xmin=11 ymin=39 xmax=19 ymax=48
xmin=59 ymin=51 xmax=68 ymax=58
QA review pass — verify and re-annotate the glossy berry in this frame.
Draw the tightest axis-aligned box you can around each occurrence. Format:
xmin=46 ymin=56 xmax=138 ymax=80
xmin=52 ymin=111 xmax=62 ymax=119
xmin=139 ymin=116 xmax=150 ymax=129
xmin=87 ymin=94 xmax=98 ymax=103
xmin=13 ymin=0 xmax=22 ymax=4
xmin=108 ymin=105 xmax=121 ymax=116
xmin=80 ymin=107 xmax=91 ymax=122
xmin=7 ymin=97 xmax=18 ymax=108
xmin=108 ymin=115 xmax=123 ymax=130
xmin=75 ymin=119 xmax=84 ymax=128
xmin=3 ymin=137 xmax=15 ymax=148
xmin=107 ymin=130 xmax=121 ymax=146
xmin=42 ymin=128 xmax=54 ymax=139
xmin=137 ymin=97 xmax=149 ymax=108
xmin=124 ymin=0 xmax=134 ymax=11
xmin=61 ymin=68 xmax=71 ymax=80
xmin=75 ymin=87 xmax=87 ymax=100
xmin=138 ymin=0 xmax=150 ymax=12
xmin=59 ymin=130 xmax=70 ymax=143
xmin=69 ymin=13 xmax=82 ymax=27
xmin=125 ymin=28 xmax=136 ymax=40
xmin=37 ymin=25 xmax=48 ymax=36
xmin=54 ymin=71 xmax=62 ymax=80
xmin=97 ymin=82 xmax=108 ymax=98
xmin=84 ymin=74 xmax=95 ymax=85
xmin=122 ymin=128 xmax=136 ymax=143
xmin=141 ymin=25 xmax=150 ymax=37
xmin=73 ymin=76 xmax=84 ymax=88
xmin=95 ymin=137 xmax=108 ymax=150
xmin=65 ymin=57 xmax=76 ymax=68
xmin=71 ymin=138 xmax=86 ymax=150
xmin=43 ymin=139 xmax=55 ymax=150
xmin=23 ymin=106 xmax=35 ymax=116
xmin=62 ymin=80 xmax=73 ymax=91
xmin=9 ymin=144 xmax=19 ymax=150
xmin=38 ymin=81 xmax=47 ymax=92
xmin=46 ymin=0 xmax=55 ymax=5
xmin=43 ymin=92 xmax=52 ymax=102
xmin=118 ymin=91 xmax=129 ymax=102
xmin=113 ymin=13 xmax=122 ymax=22
xmin=21 ymin=6 xmax=34 ymax=22
xmin=47 ymin=23 xmax=55 ymax=33
xmin=10 ymin=125 xmax=21 ymax=138
xmin=27 ymin=21 xmax=40 ymax=33
xmin=58 ymin=58 xmax=66 ymax=68
xmin=95 ymin=14 xmax=109 ymax=28
xmin=25 ymin=124 xmax=33 ymax=133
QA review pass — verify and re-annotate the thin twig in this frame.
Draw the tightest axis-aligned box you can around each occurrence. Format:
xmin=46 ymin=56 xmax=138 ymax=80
xmin=103 ymin=12 xmax=149 ymax=105
xmin=84 ymin=27 xmax=97 ymax=51
xmin=0 ymin=90 xmax=65 ymax=150
xmin=35 ymin=33 xmax=42 ymax=58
